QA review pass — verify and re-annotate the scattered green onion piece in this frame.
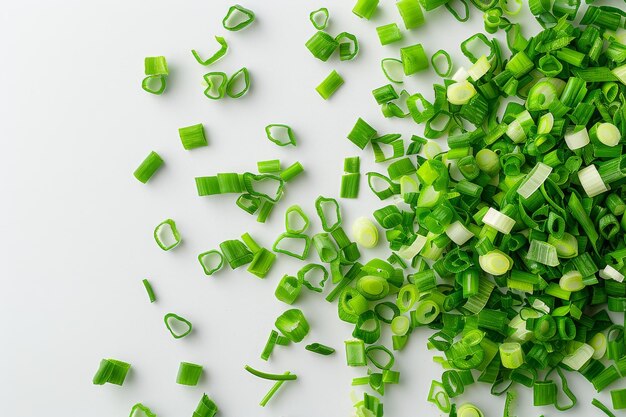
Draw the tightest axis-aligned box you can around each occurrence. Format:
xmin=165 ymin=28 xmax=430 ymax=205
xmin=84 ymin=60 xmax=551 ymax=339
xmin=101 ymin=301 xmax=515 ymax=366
xmin=592 ymin=398 xmax=617 ymax=417
xmin=578 ymin=165 xmax=608 ymax=197
xmin=275 ymin=275 xmax=301 ymax=305
xmin=129 ymin=403 xmax=156 ymax=417
xmin=336 ymin=32 xmax=359 ymax=61
xmin=93 ymin=358 xmax=131 ymax=385
xmin=244 ymin=365 xmax=297 ymax=381
xmin=259 ymin=372 xmax=291 ymax=407
xmin=177 ymin=362 xmax=203 ymax=386
xmin=222 ymin=4 xmax=255 ymax=31
xmin=142 ymin=56 xmax=168 ymax=94
xmin=457 ymin=403 xmax=484 ymax=417
xmin=309 ymin=8 xmax=329 ymax=30
xmin=203 ymin=72 xmax=228 ymax=99
xmin=352 ymin=217 xmax=379 ymax=248
xmin=347 ymin=117 xmax=377 ymax=149
xmin=365 ymin=345 xmax=395 ymax=370
xmin=612 ymin=389 xmax=626 ymax=410
xmin=298 ymin=263 xmax=328 ymax=293
xmin=400 ymin=43 xmax=429 ymax=75
xmin=397 ymin=0 xmax=425 ymax=29
xmin=154 ymin=219 xmax=181 ymax=251
xmin=275 ymin=308 xmax=309 ymax=342
xmin=345 ymin=339 xmax=367 ymax=366
xmin=306 ymin=31 xmax=338 ymax=62
xmin=219 ymin=239 xmax=253 ymax=269
xmin=179 ymin=123 xmax=207 ymax=150
xmin=305 ymin=343 xmax=335 ymax=356
xmin=316 ymin=196 xmax=342 ymax=232
xmin=258 ymin=159 xmax=281 ymax=173
xmin=192 ymin=36 xmax=228 ymax=66
xmin=377 ymin=23 xmax=403 ymax=46
xmin=194 ymin=394 xmax=218 ymax=417
xmin=431 ymin=50 xmax=453 ymax=78
xmin=352 ymin=0 xmax=379 ymax=19
xmin=265 ymin=124 xmax=296 ymax=147
xmin=381 ymin=58 xmax=404 ymax=84
xmin=273 ymin=232 xmax=310 ymax=260
xmin=479 ymin=250 xmax=513 ymax=275
xmin=142 ymin=279 xmax=156 ymax=303
xmin=164 ymin=313 xmax=192 ymax=339
xmin=134 ymin=151 xmax=164 ymax=183
xmin=285 ymin=205 xmax=310 ymax=234
xmin=447 ymin=81 xmax=476 ymax=105
xmin=316 ymin=70 xmax=344 ymax=100
xmin=226 ymin=67 xmax=250 ymax=98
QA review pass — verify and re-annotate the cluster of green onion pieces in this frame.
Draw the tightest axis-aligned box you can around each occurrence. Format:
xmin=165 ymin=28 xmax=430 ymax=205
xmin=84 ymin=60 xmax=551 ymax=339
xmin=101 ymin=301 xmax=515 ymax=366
xmin=104 ymin=1 xmax=626 ymax=417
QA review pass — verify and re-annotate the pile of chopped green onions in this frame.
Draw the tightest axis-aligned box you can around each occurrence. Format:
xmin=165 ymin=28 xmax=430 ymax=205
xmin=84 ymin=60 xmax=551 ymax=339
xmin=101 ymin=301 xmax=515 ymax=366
xmin=100 ymin=1 xmax=626 ymax=416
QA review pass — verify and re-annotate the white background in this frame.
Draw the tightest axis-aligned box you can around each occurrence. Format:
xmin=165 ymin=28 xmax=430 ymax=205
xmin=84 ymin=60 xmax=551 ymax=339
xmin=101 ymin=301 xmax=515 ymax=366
xmin=1 ymin=0 xmax=624 ymax=416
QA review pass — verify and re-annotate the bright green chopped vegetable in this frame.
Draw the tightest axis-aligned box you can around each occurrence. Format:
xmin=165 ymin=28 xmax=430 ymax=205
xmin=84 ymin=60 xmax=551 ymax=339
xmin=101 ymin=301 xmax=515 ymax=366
xmin=133 ymin=151 xmax=163 ymax=183
xmin=177 ymin=362 xmax=203 ymax=386
xmin=92 ymin=358 xmax=131 ymax=385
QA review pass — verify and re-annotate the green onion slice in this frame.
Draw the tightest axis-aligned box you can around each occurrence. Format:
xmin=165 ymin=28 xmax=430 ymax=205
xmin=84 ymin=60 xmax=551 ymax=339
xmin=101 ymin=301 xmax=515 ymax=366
xmin=154 ymin=219 xmax=181 ymax=251
xmin=203 ymin=72 xmax=228 ymax=100
xmin=222 ymin=4 xmax=255 ymax=31
xmin=309 ymin=7 xmax=329 ymax=30
xmin=93 ymin=358 xmax=131 ymax=385
xmin=194 ymin=394 xmax=218 ymax=417
xmin=130 ymin=403 xmax=156 ymax=417
xmin=275 ymin=309 xmax=309 ymax=342
xmin=431 ymin=50 xmax=453 ymax=78
xmin=164 ymin=313 xmax=192 ymax=339
xmin=177 ymin=362 xmax=203 ymax=386
xmin=305 ymin=343 xmax=335 ymax=355
xmin=265 ymin=124 xmax=296 ymax=147
xmin=134 ymin=151 xmax=163 ymax=183
xmin=192 ymin=36 xmax=228 ymax=66
xmin=142 ymin=279 xmax=156 ymax=303
xmin=226 ymin=67 xmax=250 ymax=98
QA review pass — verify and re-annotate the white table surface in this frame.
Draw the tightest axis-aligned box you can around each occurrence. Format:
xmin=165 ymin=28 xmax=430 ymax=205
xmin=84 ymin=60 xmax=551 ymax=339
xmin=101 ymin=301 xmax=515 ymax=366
xmin=2 ymin=0 xmax=624 ymax=416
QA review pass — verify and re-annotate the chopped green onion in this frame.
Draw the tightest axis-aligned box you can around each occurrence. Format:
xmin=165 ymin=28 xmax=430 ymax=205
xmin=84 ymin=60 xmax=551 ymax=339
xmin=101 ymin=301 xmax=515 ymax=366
xmin=203 ymin=72 xmax=228 ymax=99
xmin=306 ymin=31 xmax=338 ymax=62
xmin=154 ymin=219 xmax=181 ymax=251
xmin=244 ymin=365 xmax=297 ymax=381
xmin=280 ymin=162 xmax=304 ymax=182
xmin=222 ymin=4 xmax=255 ymax=31
xmin=316 ymin=70 xmax=344 ymax=100
xmin=93 ymin=358 xmax=130 ymax=385
xmin=447 ymin=81 xmax=476 ymax=105
xmin=309 ymin=8 xmax=329 ymax=30
xmin=142 ymin=278 xmax=156 ymax=303
xmin=336 ymin=32 xmax=359 ymax=61
xmin=275 ymin=275 xmax=301 ymax=305
xmin=316 ymin=196 xmax=342 ymax=232
xmin=179 ymin=123 xmax=207 ymax=150
xmin=133 ymin=151 xmax=164 ymax=183
xmin=164 ymin=313 xmax=192 ymax=339
xmin=352 ymin=0 xmax=379 ymax=19
xmin=381 ymin=58 xmax=404 ymax=83
xmin=612 ymin=389 xmax=626 ymax=410
xmin=129 ymin=403 xmax=156 ymax=417
xmin=257 ymin=159 xmax=281 ymax=173
xmin=194 ymin=394 xmax=218 ymax=417
xmin=592 ymin=398 xmax=617 ymax=417
xmin=273 ymin=232 xmax=311 ymax=260
xmin=275 ymin=309 xmax=309 ymax=342
xmin=305 ymin=343 xmax=335 ymax=355
xmin=226 ymin=67 xmax=250 ymax=98
xmin=352 ymin=217 xmax=379 ymax=248
xmin=396 ymin=0 xmax=425 ymax=29
xmin=457 ymin=403 xmax=484 ymax=417
xmin=400 ymin=43 xmax=429 ymax=75
xmin=192 ymin=36 xmax=228 ymax=66
xmin=265 ymin=124 xmax=296 ymax=147
xmin=177 ymin=362 xmax=203 ymax=386
xmin=219 ymin=239 xmax=253 ymax=268
xmin=578 ymin=165 xmax=608 ymax=198
xmin=142 ymin=56 xmax=168 ymax=95
xmin=377 ymin=23 xmax=403 ymax=46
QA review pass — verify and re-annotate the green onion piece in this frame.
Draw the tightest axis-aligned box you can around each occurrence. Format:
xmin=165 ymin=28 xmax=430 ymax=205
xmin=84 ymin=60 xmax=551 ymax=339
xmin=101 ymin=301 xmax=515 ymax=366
xmin=203 ymin=72 xmax=228 ymax=99
xmin=248 ymin=248 xmax=276 ymax=279
xmin=243 ymin=172 xmax=284 ymax=202
xmin=431 ymin=50 xmax=453 ymax=78
xmin=527 ymin=240 xmax=559 ymax=267
xmin=336 ymin=32 xmax=359 ymax=61
xmin=226 ymin=67 xmax=250 ymax=98
xmin=397 ymin=0 xmax=425 ymax=28
xmin=244 ymin=365 xmax=297 ymax=381
xmin=134 ymin=151 xmax=164 ymax=183
xmin=447 ymin=0 xmax=470 ymax=22
xmin=377 ymin=23 xmax=403 ymax=46
xmin=500 ymin=0 xmax=522 ymax=15
xmin=381 ymin=58 xmax=405 ymax=83
xmin=345 ymin=339 xmax=367 ymax=366
xmin=447 ymin=81 xmax=476 ymax=105
xmin=129 ymin=403 xmax=156 ymax=417
xmin=258 ymin=159 xmax=281 ymax=173
xmin=285 ymin=205 xmax=310 ymax=234
xmin=316 ymin=70 xmax=344 ymax=100
xmin=142 ymin=279 xmax=156 ymax=303
xmin=176 ymin=362 xmax=203 ymax=386
xmin=341 ymin=173 xmax=360 ymax=199
xmin=313 ymin=233 xmax=339 ymax=263
xmin=419 ymin=0 xmax=452 ymax=10
xmin=298 ymin=263 xmax=328 ymax=292
xmin=372 ymin=84 xmax=398 ymax=105
xmin=479 ymin=250 xmax=513 ymax=275
xmin=347 ymin=117 xmax=377 ymax=149
xmin=280 ymin=162 xmax=304 ymax=182
xmin=273 ymin=232 xmax=311 ymax=260
xmin=261 ymin=330 xmax=281 ymax=361
xmin=154 ymin=219 xmax=181 ymax=251
xmin=400 ymin=43 xmax=429 ymax=75
xmin=457 ymin=403 xmax=484 ymax=417
xmin=352 ymin=0 xmax=379 ymax=19
xmin=93 ymin=358 xmax=131 ymax=385
xmin=265 ymin=124 xmax=296 ymax=147
xmin=275 ymin=275 xmax=301 ymax=305
xmin=305 ymin=343 xmax=335 ymax=355
xmin=219 ymin=239 xmax=253 ymax=269
xmin=222 ymin=4 xmax=255 ymax=31
xmin=592 ymin=398 xmax=617 ymax=417
xmin=179 ymin=123 xmax=207 ymax=150
xmin=141 ymin=75 xmax=166 ymax=95
xmin=163 ymin=313 xmax=192 ymax=339
xmin=353 ymin=310 xmax=381 ymax=344
xmin=352 ymin=217 xmax=379 ymax=248
xmin=259 ymin=372 xmax=291 ymax=407
xmin=142 ymin=56 xmax=168 ymax=94
xmin=428 ymin=380 xmax=451 ymax=412
xmin=365 ymin=345 xmax=395 ymax=370
xmin=192 ymin=36 xmax=228 ymax=66
xmin=306 ymin=31 xmax=338 ymax=62
xmin=275 ymin=309 xmax=309 ymax=342
xmin=500 ymin=342 xmax=524 ymax=369
xmin=517 ymin=162 xmax=552 ymax=199
xmin=578 ymin=165 xmax=608 ymax=197
xmin=612 ymin=389 xmax=626 ymax=410
xmin=316 ymin=196 xmax=342 ymax=232
xmin=482 ymin=207 xmax=515 ymax=234
xmin=309 ymin=7 xmax=329 ymax=30
xmin=194 ymin=394 xmax=218 ymax=417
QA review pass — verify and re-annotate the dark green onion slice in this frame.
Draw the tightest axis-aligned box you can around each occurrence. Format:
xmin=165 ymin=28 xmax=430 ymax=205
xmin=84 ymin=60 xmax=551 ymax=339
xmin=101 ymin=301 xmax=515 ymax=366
xmin=305 ymin=343 xmax=336 ymax=355
xmin=265 ymin=124 xmax=296 ymax=147
xmin=352 ymin=0 xmax=379 ymax=19
xmin=164 ymin=313 xmax=192 ymax=339
xmin=275 ymin=275 xmax=301 ymax=305
xmin=336 ymin=32 xmax=359 ymax=61
xmin=273 ymin=232 xmax=310 ymax=260
xmin=130 ymin=403 xmax=156 ymax=417
xmin=194 ymin=394 xmax=218 ymax=417
xmin=400 ymin=43 xmax=429 ymax=75
xmin=431 ymin=50 xmax=453 ymax=78
xmin=142 ymin=279 xmax=156 ymax=303
xmin=396 ymin=0 xmax=425 ymax=29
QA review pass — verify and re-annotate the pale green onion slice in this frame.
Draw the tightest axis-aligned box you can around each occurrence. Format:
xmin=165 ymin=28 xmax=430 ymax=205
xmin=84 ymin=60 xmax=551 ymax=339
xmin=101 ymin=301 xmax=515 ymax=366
xmin=391 ymin=315 xmax=410 ymax=336
xmin=564 ymin=126 xmax=590 ymax=150
xmin=222 ymin=4 xmax=255 ymax=31
xmin=154 ymin=219 xmax=181 ymax=251
xmin=506 ymin=120 xmax=525 ymax=143
xmin=397 ymin=234 xmax=427 ymax=260
xmin=595 ymin=122 xmax=621 ymax=147
xmin=559 ymin=270 xmax=585 ymax=292
xmin=445 ymin=221 xmax=474 ymax=245
xmin=599 ymin=265 xmax=625 ymax=282
xmin=467 ymin=55 xmax=490 ymax=81
xmin=482 ymin=207 xmax=516 ymax=234
xmin=612 ymin=63 xmax=626 ymax=84
xmin=452 ymin=67 xmax=469 ymax=82
xmin=527 ymin=240 xmax=559 ymax=267
xmin=399 ymin=175 xmax=419 ymax=195
xmin=479 ymin=250 xmax=513 ymax=275
xmin=500 ymin=342 xmax=524 ymax=369
xmin=578 ymin=165 xmax=608 ymax=197
xmin=517 ymin=162 xmax=552 ymax=199
xmin=537 ymin=113 xmax=554 ymax=134
xmin=423 ymin=141 xmax=442 ymax=159
xmin=561 ymin=342 xmax=594 ymax=370
xmin=590 ymin=333 xmax=608 ymax=360
xmin=457 ymin=403 xmax=485 ymax=417
xmin=352 ymin=217 xmax=379 ymax=248
xmin=547 ymin=233 xmax=578 ymax=259
xmin=447 ymin=80 xmax=476 ymax=105
xmin=508 ymin=310 xmax=540 ymax=342
xmin=381 ymin=58 xmax=404 ymax=84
